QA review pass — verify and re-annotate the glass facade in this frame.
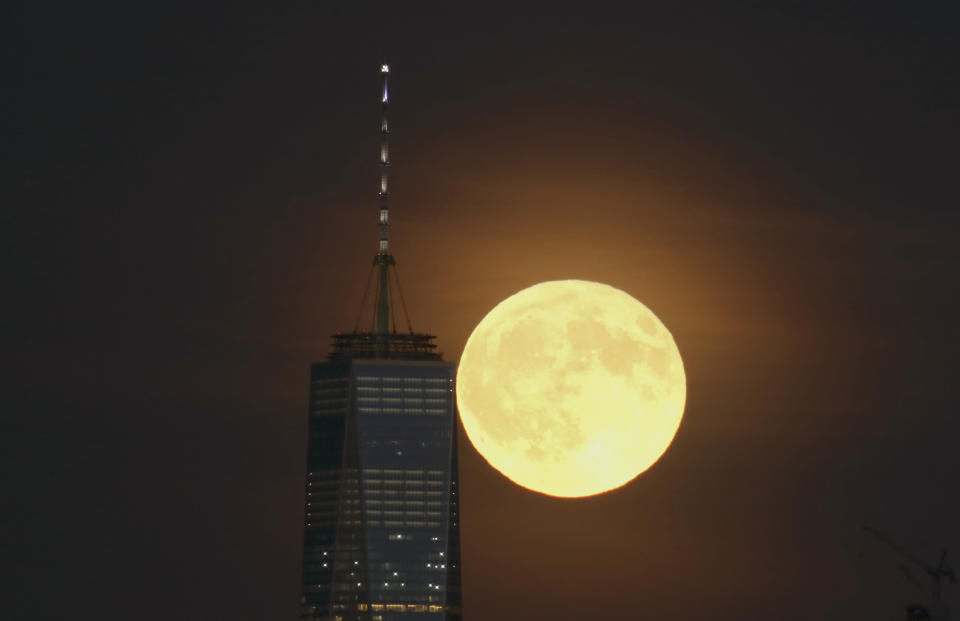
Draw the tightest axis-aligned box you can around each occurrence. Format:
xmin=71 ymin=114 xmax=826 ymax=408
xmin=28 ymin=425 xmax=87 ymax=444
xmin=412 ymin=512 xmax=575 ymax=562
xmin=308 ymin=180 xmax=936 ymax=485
xmin=300 ymin=359 xmax=462 ymax=621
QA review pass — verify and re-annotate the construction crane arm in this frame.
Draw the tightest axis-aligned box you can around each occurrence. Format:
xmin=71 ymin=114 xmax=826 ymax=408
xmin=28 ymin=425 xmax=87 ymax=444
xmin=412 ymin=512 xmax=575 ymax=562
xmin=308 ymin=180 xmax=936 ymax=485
xmin=863 ymin=525 xmax=935 ymax=575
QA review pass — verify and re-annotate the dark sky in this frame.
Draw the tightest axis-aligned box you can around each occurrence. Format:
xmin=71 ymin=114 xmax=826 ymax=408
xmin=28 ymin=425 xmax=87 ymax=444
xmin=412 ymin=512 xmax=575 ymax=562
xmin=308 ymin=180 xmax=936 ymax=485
xmin=6 ymin=2 xmax=960 ymax=620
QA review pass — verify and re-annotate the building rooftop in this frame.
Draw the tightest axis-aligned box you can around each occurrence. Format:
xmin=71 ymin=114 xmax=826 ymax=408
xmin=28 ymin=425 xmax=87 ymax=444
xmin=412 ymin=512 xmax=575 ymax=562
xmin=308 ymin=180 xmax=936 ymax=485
xmin=329 ymin=331 xmax=442 ymax=360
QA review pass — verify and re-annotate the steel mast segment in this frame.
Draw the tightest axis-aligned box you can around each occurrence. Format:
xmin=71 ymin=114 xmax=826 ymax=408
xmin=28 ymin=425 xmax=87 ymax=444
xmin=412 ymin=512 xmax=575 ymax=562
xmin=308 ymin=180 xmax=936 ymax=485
xmin=374 ymin=63 xmax=394 ymax=335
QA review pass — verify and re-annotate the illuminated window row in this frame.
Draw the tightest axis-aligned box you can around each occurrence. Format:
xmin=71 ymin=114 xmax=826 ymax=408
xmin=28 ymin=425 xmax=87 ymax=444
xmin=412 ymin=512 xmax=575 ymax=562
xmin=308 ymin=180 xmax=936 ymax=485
xmin=365 ymin=511 xmax=443 ymax=518
xmin=357 ymin=604 xmax=444 ymax=613
xmin=358 ymin=397 xmax=431 ymax=404
xmin=362 ymin=480 xmax=446 ymax=488
xmin=364 ymin=501 xmax=434 ymax=510
xmin=361 ymin=474 xmax=446 ymax=484
xmin=363 ymin=468 xmax=442 ymax=477
xmin=357 ymin=407 xmax=447 ymax=415
xmin=355 ymin=385 xmax=410 ymax=393
xmin=362 ymin=489 xmax=445 ymax=496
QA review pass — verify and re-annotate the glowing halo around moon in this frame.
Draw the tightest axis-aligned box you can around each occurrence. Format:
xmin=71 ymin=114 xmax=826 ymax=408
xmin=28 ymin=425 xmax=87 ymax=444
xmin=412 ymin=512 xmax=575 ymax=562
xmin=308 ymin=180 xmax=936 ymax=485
xmin=456 ymin=280 xmax=686 ymax=498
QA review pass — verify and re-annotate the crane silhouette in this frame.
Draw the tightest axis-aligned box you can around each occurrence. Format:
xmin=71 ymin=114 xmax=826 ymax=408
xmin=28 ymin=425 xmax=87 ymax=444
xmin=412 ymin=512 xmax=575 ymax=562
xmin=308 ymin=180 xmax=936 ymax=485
xmin=863 ymin=525 xmax=956 ymax=611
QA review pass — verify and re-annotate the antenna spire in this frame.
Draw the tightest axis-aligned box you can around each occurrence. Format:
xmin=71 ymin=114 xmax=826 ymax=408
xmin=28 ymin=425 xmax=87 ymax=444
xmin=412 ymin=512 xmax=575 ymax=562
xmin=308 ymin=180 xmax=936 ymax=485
xmin=374 ymin=63 xmax=394 ymax=334
xmin=378 ymin=63 xmax=390 ymax=256
xmin=329 ymin=63 xmax=442 ymax=360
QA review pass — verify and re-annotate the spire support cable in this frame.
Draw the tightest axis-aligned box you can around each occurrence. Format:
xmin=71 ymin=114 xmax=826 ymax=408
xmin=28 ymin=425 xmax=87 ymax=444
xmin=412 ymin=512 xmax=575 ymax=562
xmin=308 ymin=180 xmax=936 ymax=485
xmin=386 ymin=266 xmax=397 ymax=334
xmin=391 ymin=262 xmax=414 ymax=334
xmin=352 ymin=262 xmax=376 ymax=332
xmin=369 ymin=265 xmax=382 ymax=333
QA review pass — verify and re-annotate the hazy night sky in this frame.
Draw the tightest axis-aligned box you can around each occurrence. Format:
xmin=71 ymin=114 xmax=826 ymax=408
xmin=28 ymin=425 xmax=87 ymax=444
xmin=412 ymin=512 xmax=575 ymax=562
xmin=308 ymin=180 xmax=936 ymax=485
xmin=7 ymin=2 xmax=960 ymax=620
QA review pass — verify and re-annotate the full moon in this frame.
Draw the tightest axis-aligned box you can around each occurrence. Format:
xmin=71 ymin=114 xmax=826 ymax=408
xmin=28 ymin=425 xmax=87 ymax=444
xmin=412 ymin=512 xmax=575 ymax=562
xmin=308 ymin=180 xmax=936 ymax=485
xmin=456 ymin=280 xmax=686 ymax=498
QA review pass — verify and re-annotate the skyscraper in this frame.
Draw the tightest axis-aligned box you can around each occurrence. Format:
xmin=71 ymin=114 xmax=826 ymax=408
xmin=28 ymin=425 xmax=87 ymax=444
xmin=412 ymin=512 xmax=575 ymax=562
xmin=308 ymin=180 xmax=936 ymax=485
xmin=299 ymin=65 xmax=463 ymax=621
